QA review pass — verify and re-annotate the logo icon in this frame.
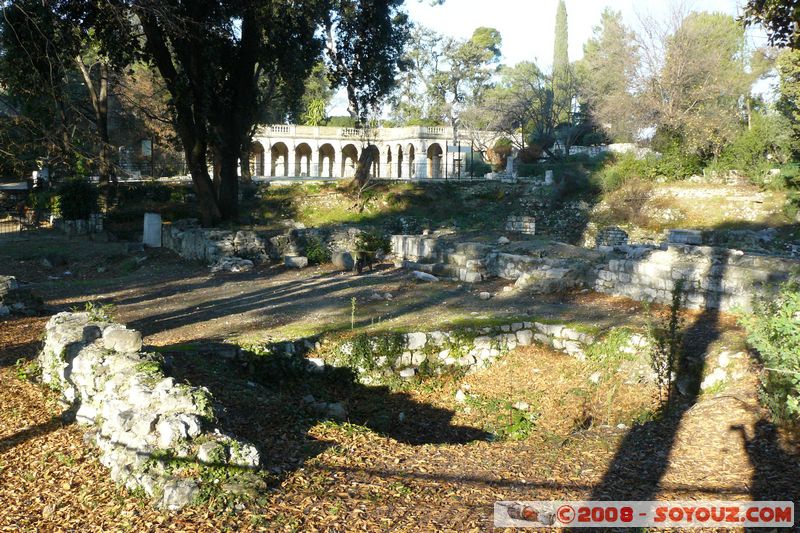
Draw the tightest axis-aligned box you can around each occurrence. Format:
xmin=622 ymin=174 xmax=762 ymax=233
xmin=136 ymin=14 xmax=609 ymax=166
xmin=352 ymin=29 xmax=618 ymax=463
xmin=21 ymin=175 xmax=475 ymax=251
xmin=557 ymin=504 xmax=576 ymax=524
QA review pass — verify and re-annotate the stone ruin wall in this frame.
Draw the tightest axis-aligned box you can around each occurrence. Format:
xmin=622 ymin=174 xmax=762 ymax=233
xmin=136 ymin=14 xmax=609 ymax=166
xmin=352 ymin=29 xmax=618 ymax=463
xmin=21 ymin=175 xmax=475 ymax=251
xmin=39 ymin=312 xmax=261 ymax=509
xmin=594 ymin=244 xmax=800 ymax=312
xmin=391 ymin=235 xmax=800 ymax=313
xmin=160 ymin=219 xmax=363 ymax=266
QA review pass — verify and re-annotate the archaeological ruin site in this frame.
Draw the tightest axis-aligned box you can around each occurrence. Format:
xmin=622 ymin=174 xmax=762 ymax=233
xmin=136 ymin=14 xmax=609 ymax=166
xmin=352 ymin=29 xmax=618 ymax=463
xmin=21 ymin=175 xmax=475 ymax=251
xmin=1 ymin=0 xmax=800 ymax=530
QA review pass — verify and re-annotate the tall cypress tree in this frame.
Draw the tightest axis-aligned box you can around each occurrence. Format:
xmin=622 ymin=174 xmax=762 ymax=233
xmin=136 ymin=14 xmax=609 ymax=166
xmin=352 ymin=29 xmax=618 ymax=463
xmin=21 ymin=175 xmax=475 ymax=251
xmin=552 ymin=0 xmax=570 ymax=124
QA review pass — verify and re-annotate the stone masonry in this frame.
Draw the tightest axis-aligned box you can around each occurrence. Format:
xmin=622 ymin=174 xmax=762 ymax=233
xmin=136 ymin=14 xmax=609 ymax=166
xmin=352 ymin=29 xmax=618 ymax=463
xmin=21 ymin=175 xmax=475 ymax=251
xmin=161 ymin=219 xmax=364 ymax=266
xmin=39 ymin=312 xmax=262 ymax=509
xmin=0 ymin=275 xmax=44 ymax=317
xmin=596 ymin=226 xmax=629 ymax=247
xmin=505 ymin=215 xmax=536 ymax=235
xmin=594 ymin=244 xmax=800 ymax=312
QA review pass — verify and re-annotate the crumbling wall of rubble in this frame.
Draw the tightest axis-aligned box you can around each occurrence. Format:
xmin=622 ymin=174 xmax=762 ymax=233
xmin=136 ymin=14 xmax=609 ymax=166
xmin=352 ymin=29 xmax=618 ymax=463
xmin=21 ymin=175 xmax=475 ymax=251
xmin=39 ymin=312 xmax=261 ymax=509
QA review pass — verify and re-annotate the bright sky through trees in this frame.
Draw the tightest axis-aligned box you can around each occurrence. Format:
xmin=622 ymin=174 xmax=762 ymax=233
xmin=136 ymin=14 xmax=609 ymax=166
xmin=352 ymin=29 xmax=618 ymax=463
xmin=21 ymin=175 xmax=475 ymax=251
xmin=329 ymin=0 xmax=770 ymax=114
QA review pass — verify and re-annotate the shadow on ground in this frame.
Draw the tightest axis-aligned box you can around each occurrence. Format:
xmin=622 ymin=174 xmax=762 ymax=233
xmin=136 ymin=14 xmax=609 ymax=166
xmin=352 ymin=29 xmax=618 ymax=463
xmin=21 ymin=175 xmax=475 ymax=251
xmin=161 ymin=342 xmax=489 ymax=479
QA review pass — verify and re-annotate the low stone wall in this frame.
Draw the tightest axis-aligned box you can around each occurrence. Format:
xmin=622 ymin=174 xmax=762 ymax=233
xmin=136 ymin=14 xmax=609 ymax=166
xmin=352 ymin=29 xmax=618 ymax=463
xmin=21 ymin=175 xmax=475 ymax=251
xmin=529 ymin=322 xmax=595 ymax=360
xmin=333 ymin=324 xmax=536 ymax=382
xmin=0 ymin=275 xmax=44 ymax=317
xmin=161 ymin=220 xmax=271 ymax=264
xmin=505 ymin=215 xmax=536 ymax=235
xmin=39 ymin=312 xmax=261 ymax=509
xmin=53 ymin=214 xmax=104 ymax=236
xmin=162 ymin=219 xmax=364 ymax=266
xmin=392 ymin=235 xmax=593 ymax=288
xmin=594 ymin=244 xmax=800 ymax=312
xmin=596 ymin=226 xmax=629 ymax=247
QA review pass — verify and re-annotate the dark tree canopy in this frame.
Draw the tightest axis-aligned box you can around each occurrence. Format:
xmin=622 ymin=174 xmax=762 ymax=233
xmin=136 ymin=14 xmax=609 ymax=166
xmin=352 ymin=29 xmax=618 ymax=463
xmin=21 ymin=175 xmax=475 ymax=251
xmin=324 ymin=0 xmax=410 ymax=122
xmin=42 ymin=0 xmax=411 ymax=225
xmin=743 ymin=0 xmax=800 ymax=48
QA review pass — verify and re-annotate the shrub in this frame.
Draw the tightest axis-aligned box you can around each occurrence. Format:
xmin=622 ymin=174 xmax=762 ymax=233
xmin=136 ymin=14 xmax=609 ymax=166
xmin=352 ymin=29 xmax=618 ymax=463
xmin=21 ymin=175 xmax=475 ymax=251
xmin=739 ymin=284 xmax=800 ymax=424
xmin=594 ymin=149 xmax=700 ymax=193
xmin=594 ymin=153 xmax=653 ymax=192
xmin=516 ymin=163 xmax=538 ymax=177
xmin=601 ymin=179 xmax=655 ymax=227
xmin=711 ymin=113 xmax=794 ymax=179
xmin=26 ymin=190 xmax=54 ymax=214
xmin=466 ymin=158 xmax=491 ymax=177
xmin=304 ymin=235 xmax=331 ymax=265
xmin=354 ymin=229 xmax=391 ymax=256
xmin=55 ymin=178 xmax=98 ymax=220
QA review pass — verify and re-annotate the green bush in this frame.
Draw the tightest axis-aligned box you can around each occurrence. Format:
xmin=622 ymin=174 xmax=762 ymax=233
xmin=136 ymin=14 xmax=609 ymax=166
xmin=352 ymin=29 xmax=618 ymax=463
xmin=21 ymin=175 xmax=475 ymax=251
xmin=304 ymin=235 xmax=331 ymax=265
xmin=516 ymin=163 xmax=538 ymax=177
xmin=55 ymin=178 xmax=98 ymax=220
xmin=739 ymin=284 xmax=800 ymax=423
xmin=594 ymin=149 xmax=701 ymax=193
xmin=711 ymin=113 xmax=794 ymax=180
xmin=354 ymin=229 xmax=391 ymax=255
xmin=466 ymin=158 xmax=491 ymax=177
xmin=26 ymin=190 xmax=54 ymax=214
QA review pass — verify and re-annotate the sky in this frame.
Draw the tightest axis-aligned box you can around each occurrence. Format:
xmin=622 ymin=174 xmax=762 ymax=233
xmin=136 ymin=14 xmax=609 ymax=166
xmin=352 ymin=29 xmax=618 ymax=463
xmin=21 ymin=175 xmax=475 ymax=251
xmin=406 ymin=0 xmax=763 ymax=69
xmin=330 ymin=0 xmax=769 ymax=114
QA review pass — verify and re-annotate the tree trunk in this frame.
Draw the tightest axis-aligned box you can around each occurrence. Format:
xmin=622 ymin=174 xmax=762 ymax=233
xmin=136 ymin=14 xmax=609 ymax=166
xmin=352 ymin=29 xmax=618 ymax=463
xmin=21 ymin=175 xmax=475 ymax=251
xmin=185 ymin=142 xmax=221 ymax=227
xmin=349 ymin=148 xmax=375 ymax=190
xmin=240 ymin=145 xmax=252 ymax=183
xmin=76 ymin=57 xmax=116 ymax=205
xmin=218 ymin=149 xmax=240 ymax=223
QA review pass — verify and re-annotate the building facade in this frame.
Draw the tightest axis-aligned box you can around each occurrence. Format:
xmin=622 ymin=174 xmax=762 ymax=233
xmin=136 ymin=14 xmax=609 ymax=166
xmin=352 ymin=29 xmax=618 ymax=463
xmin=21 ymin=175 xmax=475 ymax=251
xmin=250 ymin=124 xmax=500 ymax=180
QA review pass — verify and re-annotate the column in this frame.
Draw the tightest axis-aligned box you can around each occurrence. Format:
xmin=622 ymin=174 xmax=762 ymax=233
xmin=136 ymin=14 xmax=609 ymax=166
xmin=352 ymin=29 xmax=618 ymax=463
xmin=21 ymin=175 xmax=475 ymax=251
xmin=333 ymin=144 xmax=342 ymax=178
xmin=415 ymin=143 xmax=427 ymax=179
xmin=290 ymin=145 xmax=297 ymax=178
xmin=266 ymin=145 xmax=274 ymax=177
xmin=312 ymin=146 xmax=321 ymax=177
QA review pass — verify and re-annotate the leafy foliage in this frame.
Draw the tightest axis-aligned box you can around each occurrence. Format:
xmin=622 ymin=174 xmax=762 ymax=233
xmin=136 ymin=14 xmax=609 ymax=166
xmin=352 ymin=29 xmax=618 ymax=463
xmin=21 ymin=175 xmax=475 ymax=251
xmin=577 ymin=8 xmax=639 ymax=142
xmin=304 ymin=236 xmax=331 ymax=265
xmin=353 ymin=230 xmax=391 ymax=256
xmin=740 ymin=284 xmax=800 ymax=423
xmin=55 ymin=178 xmax=98 ymax=220
xmin=743 ymin=0 xmax=800 ymax=49
xmin=645 ymin=281 xmax=686 ymax=410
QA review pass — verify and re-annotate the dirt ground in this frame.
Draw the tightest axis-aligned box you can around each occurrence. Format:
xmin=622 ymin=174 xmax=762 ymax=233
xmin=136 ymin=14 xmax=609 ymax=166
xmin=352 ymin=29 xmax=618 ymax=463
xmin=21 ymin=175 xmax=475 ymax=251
xmin=0 ymin=232 xmax=647 ymax=347
xmin=2 ymin=232 xmax=800 ymax=531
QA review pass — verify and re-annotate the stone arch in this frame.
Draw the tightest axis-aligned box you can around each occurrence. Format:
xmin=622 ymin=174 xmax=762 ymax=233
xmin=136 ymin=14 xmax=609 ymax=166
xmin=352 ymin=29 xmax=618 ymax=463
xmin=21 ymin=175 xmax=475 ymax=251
xmin=270 ymin=142 xmax=289 ymax=177
xmin=384 ymin=145 xmax=393 ymax=178
xmin=364 ymin=145 xmax=381 ymax=178
xmin=396 ymin=144 xmax=404 ymax=179
xmin=427 ymin=142 xmax=443 ymax=179
xmin=294 ymin=143 xmax=313 ymax=177
xmin=250 ymin=141 xmax=265 ymax=177
xmin=341 ymin=144 xmax=359 ymax=178
xmin=318 ymin=143 xmax=336 ymax=178
xmin=406 ymin=143 xmax=416 ymax=179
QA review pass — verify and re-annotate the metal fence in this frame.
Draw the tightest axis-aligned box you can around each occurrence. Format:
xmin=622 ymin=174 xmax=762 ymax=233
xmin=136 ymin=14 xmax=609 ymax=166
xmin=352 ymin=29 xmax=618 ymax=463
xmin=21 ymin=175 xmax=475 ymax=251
xmin=0 ymin=210 xmax=46 ymax=237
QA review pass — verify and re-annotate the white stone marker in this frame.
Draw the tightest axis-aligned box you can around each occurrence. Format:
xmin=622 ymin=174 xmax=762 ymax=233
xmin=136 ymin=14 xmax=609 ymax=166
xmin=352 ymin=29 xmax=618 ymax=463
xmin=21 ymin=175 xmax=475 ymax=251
xmin=143 ymin=212 xmax=162 ymax=248
xmin=545 ymin=170 xmax=554 ymax=185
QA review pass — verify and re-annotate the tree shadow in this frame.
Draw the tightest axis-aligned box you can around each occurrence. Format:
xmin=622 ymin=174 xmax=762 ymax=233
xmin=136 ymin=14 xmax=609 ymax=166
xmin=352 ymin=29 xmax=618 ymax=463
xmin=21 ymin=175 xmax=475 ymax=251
xmin=589 ymin=249 xmax=729 ymax=501
xmin=160 ymin=342 xmax=490 ymax=478
xmin=0 ymin=403 xmax=77 ymax=455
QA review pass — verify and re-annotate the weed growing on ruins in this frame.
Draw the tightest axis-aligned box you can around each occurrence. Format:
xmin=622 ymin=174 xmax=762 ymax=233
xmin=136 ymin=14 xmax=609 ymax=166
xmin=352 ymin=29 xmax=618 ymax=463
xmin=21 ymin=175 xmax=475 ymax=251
xmin=584 ymin=327 xmax=635 ymax=365
xmin=337 ymin=332 xmax=406 ymax=372
xmin=75 ymin=301 xmax=116 ymax=322
xmin=645 ymin=280 xmax=687 ymax=410
xmin=14 ymin=358 xmax=40 ymax=382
